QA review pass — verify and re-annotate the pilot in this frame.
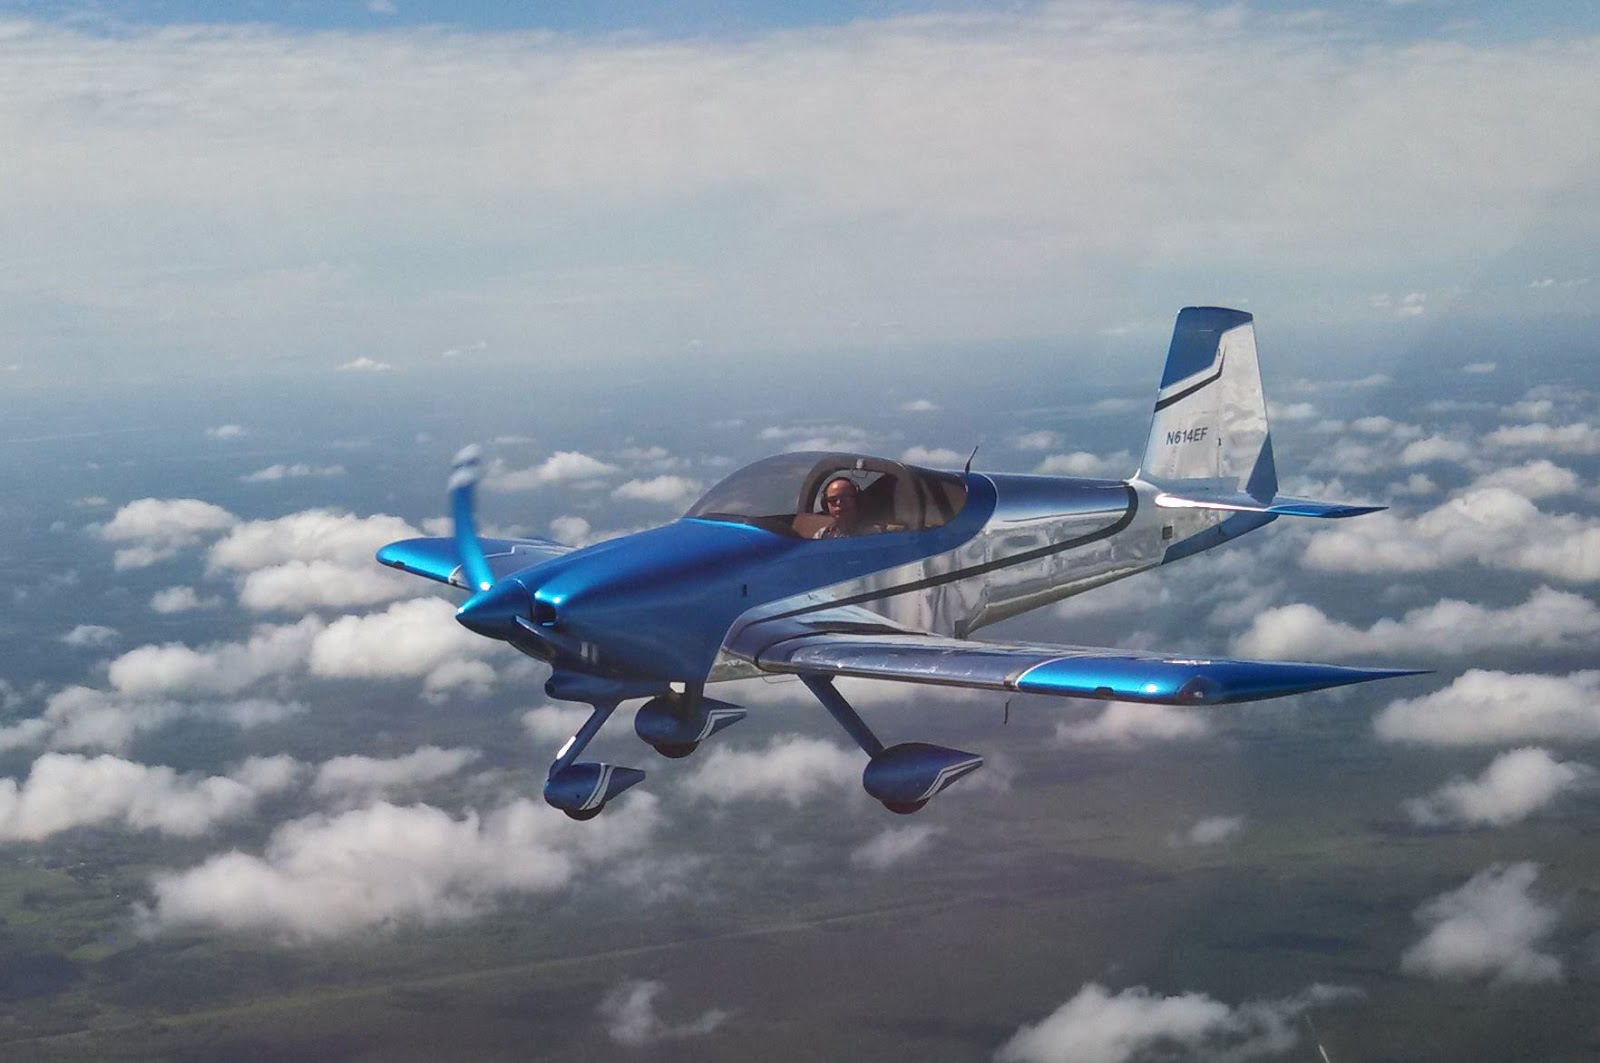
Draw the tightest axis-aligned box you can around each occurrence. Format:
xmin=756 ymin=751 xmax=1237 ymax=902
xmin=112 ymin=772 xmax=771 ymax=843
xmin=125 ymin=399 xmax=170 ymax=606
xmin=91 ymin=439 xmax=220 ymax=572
xmin=815 ymin=476 xmax=871 ymax=539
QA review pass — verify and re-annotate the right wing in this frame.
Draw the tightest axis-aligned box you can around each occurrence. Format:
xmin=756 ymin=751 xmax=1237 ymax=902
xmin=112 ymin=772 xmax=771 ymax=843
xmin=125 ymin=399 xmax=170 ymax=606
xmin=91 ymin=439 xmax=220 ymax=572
xmin=737 ymin=620 xmax=1422 ymax=705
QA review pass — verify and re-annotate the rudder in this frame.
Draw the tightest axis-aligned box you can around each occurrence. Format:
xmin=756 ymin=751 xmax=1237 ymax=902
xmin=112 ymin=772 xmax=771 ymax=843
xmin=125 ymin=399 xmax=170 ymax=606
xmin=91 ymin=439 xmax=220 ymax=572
xmin=1138 ymin=306 xmax=1276 ymax=499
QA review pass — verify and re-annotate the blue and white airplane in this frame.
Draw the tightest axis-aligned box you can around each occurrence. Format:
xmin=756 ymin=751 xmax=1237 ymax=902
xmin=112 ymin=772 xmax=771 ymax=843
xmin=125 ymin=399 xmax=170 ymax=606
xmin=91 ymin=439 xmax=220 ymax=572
xmin=378 ymin=307 xmax=1421 ymax=819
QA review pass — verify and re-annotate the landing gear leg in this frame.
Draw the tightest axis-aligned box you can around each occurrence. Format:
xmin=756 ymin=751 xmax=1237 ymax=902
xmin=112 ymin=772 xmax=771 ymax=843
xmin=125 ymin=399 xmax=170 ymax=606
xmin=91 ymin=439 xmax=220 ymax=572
xmin=800 ymin=675 xmax=984 ymax=814
xmin=540 ymin=673 xmax=661 ymax=820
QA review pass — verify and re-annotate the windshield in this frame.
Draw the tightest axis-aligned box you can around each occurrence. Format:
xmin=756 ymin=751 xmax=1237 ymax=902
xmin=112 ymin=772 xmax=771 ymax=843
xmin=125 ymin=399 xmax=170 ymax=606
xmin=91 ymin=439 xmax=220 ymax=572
xmin=685 ymin=451 xmax=967 ymax=538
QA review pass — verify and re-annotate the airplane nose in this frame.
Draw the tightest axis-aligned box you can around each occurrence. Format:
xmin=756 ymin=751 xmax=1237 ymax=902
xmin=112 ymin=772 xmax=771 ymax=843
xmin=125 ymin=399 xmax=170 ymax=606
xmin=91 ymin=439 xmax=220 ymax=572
xmin=455 ymin=578 xmax=531 ymax=638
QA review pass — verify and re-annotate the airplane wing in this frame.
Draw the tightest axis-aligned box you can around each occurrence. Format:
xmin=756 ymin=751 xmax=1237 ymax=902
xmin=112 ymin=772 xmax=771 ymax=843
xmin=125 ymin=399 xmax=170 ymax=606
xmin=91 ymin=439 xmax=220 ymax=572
xmin=377 ymin=535 xmax=573 ymax=589
xmin=738 ymin=621 xmax=1421 ymax=705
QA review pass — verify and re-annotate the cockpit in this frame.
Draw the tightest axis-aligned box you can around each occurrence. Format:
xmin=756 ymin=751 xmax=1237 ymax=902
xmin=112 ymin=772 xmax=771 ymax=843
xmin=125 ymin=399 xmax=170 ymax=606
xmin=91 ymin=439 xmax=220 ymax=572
xmin=684 ymin=452 xmax=969 ymax=539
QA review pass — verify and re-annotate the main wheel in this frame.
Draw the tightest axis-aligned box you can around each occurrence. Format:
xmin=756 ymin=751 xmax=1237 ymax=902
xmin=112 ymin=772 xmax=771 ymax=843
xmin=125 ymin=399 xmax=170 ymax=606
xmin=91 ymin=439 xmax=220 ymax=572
xmin=563 ymin=806 xmax=603 ymax=821
xmin=652 ymin=742 xmax=698 ymax=760
xmin=881 ymin=799 xmax=928 ymax=815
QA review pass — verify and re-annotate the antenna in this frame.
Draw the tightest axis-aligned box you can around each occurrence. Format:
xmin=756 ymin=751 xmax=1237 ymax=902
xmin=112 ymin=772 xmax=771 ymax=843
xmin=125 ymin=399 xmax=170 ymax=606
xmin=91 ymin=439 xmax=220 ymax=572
xmin=964 ymin=443 xmax=980 ymax=474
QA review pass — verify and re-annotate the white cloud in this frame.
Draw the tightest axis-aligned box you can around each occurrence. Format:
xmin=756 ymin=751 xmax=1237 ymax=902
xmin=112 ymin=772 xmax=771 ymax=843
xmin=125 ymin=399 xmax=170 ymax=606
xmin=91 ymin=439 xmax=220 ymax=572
xmin=1399 ymin=435 xmax=1472 ymax=465
xmin=238 ymin=559 xmax=417 ymax=612
xmin=1375 ymin=670 xmax=1600 ymax=746
xmin=679 ymin=735 xmax=860 ymax=806
xmin=1231 ymin=587 xmax=1600 ymax=660
xmin=901 ymin=399 xmax=938 ymax=413
xmin=1486 ymin=421 xmax=1600 ymax=454
xmin=337 ymin=356 xmax=393 ymax=372
xmin=1463 ymin=361 xmax=1497 ymax=374
xmin=209 ymin=509 xmax=421 ymax=572
xmin=3 ymin=686 xmax=304 ymax=754
xmin=241 ymin=463 xmax=346 ymax=482
xmin=521 ymin=704 xmax=592 ymax=745
xmin=486 ymin=452 xmax=621 ymax=490
xmin=1404 ymin=748 xmax=1592 ymax=828
xmin=611 ymin=475 xmax=703 ymax=507
xmin=995 ymin=983 xmax=1354 ymax=1063
xmin=1179 ymin=815 xmax=1243 ymax=847
xmin=108 ymin=617 xmax=324 ymax=697
xmin=1303 ymin=487 xmax=1600 ymax=583
xmin=150 ymin=586 xmax=222 ymax=613
xmin=850 ymin=823 xmax=941 ymax=871
xmin=1401 ymin=863 xmax=1562 ymax=984
xmin=0 ymin=753 xmax=300 ymax=841
xmin=598 ymin=979 xmax=730 ymax=1047
xmin=143 ymin=793 xmax=662 ymax=940
xmin=1467 ymin=459 xmax=1580 ymax=499
xmin=309 ymin=598 xmax=496 ymax=681
xmin=1014 ymin=430 xmax=1059 ymax=450
xmin=901 ymin=445 xmax=964 ymax=466
xmin=99 ymin=497 xmax=237 ymax=569
xmin=312 ymin=746 xmax=481 ymax=804
xmin=1033 ymin=451 xmax=1134 ymax=478
xmin=205 ymin=425 xmax=247 ymax=440
xmin=61 ymin=624 xmax=118 ymax=647
xmin=548 ymin=515 xmax=593 ymax=545
xmin=1054 ymin=704 xmax=1209 ymax=746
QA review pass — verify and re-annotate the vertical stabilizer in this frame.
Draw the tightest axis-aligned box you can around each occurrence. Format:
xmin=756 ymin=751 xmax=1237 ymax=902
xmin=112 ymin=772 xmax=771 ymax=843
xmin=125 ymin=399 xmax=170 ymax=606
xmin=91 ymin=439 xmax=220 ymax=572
xmin=1138 ymin=306 xmax=1276 ymax=499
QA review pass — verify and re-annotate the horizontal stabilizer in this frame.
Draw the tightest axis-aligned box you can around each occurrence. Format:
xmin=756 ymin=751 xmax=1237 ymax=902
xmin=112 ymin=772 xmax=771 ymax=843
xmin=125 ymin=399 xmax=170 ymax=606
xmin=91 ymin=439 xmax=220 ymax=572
xmin=1153 ymin=487 xmax=1383 ymax=520
xmin=751 ymin=629 xmax=1424 ymax=705
xmin=377 ymin=535 xmax=573 ymax=588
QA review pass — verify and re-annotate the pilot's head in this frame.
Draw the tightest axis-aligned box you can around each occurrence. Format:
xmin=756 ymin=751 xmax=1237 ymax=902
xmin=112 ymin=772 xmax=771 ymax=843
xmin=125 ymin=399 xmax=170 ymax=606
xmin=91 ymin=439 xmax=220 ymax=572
xmin=823 ymin=477 xmax=860 ymax=525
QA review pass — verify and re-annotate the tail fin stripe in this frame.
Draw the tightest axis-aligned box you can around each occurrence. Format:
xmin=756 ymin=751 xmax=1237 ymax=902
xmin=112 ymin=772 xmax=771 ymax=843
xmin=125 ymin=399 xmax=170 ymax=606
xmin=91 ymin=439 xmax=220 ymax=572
xmin=1153 ymin=354 xmax=1226 ymax=412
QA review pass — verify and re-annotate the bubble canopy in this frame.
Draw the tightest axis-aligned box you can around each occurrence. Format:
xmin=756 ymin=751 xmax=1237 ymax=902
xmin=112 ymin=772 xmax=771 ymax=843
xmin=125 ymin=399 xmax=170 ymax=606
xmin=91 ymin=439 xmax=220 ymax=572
xmin=684 ymin=451 xmax=968 ymax=538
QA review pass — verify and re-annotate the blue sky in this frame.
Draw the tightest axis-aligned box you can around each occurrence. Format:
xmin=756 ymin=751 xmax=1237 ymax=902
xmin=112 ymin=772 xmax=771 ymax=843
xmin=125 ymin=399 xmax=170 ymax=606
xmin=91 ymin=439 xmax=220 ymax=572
xmin=2 ymin=0 xmax=1595 ymax=387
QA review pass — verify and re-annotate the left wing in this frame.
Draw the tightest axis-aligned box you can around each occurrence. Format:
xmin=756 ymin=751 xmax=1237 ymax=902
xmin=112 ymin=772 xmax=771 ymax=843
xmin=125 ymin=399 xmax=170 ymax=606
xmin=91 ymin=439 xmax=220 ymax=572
xmin=739 ymin=624 xmax=1421 ymax=705
xmin=377 ymin=535 xmax=573 ymax=589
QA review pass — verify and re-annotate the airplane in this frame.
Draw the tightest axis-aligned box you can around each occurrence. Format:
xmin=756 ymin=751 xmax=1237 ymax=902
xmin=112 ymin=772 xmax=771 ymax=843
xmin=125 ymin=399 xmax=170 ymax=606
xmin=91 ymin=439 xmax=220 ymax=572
xmin=376 ymin=307 xmax=1423 ymax=820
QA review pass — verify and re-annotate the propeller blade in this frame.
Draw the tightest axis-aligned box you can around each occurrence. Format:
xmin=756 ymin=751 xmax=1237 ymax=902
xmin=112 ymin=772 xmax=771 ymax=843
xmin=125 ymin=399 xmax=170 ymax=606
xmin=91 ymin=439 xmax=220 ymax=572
xmin=448 ymin=444 xmax=495 ymax=592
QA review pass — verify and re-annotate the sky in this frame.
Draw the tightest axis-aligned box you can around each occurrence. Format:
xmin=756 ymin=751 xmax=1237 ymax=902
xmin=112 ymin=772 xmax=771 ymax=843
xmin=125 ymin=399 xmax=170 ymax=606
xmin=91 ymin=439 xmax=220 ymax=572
xmin=1 ymin=1 xmax=1599 ymax=1060
xmin=1 ymin=0 xmax=1596 ymax=387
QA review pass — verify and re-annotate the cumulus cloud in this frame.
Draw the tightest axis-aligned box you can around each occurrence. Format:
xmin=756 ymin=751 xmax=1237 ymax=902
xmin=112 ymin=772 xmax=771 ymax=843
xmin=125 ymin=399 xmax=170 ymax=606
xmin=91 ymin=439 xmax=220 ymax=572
xmin=1015 ymin=431 xmax=1060 ymax=450
xmin=901 ymin=445 xmax=964 ymax=466
xmin=99 ymin=497 xmax=237 ymax=569
xmin=337 ymin=356 xmax=393 ymax=372
xmin=308 ymin=598 xmax=496 ymax=681
xmin=1177 ymin=815 xmax=1244 ymax=847
xmin=143 ymin=794 xmax=662 ymax=940
xmin=149 ymin=586 xmax=222 ymax=613
xmin=1486 ymin=421 xmax=1600 ymax=454
xmin=1404 ymin=748 xmax=1592 ymax=828
xmin=311 ymin=746 xmax=481 ymax=804
xmin=850 ymin=823 xmax=941 ymax=871
xmin=1303 ymin=487 xmax=1600 ymax=583
xmin=521 ymin=704 xmax=592 ymax=745
xmin=61 ymin=624 xmax=118 ymax=647
xmin=1375 ymin=670 xmax=1600 ymax=746
xmin=1467 ymin=459 xmax=1580 ymax=499
xmin=679 ymin=735 xmax=860 ymax=806
xmin=1 ymin=685 xmax=304 ymax=754
xmin=598 ymin=979 xmax=730 ymax=1047
xmin=1033 ymin=451 xmax=1134 ymax=478
xmin=205 ymin=425 xmax=247 ymax=440
xmin=240 ymin=463 xmax=346 ymax=482
xmin=207 ymin=509 xmax=422 ymax=610
xmin=1054 ymin=704 xmax=1209 ymax=746
xmin=901 ymin=399 xmax=938 ymax=413
xmin=995 ymin=983 xmax=1354 ymax=1063
xmin=1401 ymin=863 xmax=1562 ymax=984
xmin=0 ymin=753 xmax=300 ymax=841
xmin=1231 ymin=587 xmax=1600 ymax=660
xmin=611 ymin=475 xmax=703 ymax=507
xmin=486 ymin=452 xmax=620 ymax=490
xmin=108 ymin=617 xmax=324 ymax=697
